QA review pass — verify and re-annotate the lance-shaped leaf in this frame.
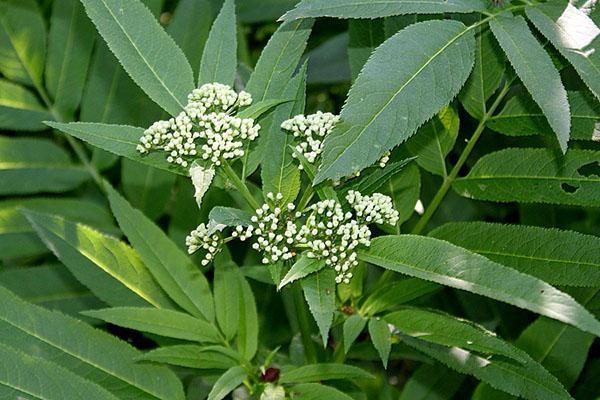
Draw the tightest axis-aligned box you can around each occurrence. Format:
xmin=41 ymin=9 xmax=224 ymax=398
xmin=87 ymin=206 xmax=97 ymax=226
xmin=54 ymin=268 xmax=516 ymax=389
xmin=0 ymin=137 xmax=88 ymax=195
xmin=83 ymin=307 xmax=222 ymax=343
xmin=260 ymin=63 xmax=306 ymax=205
xmin=45 ymin=0 xmax=95 ymax=118
xmin=208 ymin=366 xmax=247 ymax=400
xmin=198 ymin=0 xmax=236 ymax=86
xmin=348 ymin=19 xmax=384 ymax=81
xmin=359 ymin=278 xmax=440 ymax=316
xmin=452 ymin=148 xmax=600 ymax=207
xmin=213 ymin=253 xmax=241 ymax=340
xmin=0 ymin=344 xmax=119 ymax=400
xmin=23 ymin=209 xmax=174 ymax=309
xmin=237 ymin=273 xmax=259 ymax=359
xmin=80 ymin=0 xmax=194 ymax=116
xmin=167 ymin=0 xmax=211 ymax=77
xmin=0 ymin=286 xmax=185 ymax=400
xmin=526 ymin=1 xmax=600 ymax=101
xmin=46 ymin=121 xmax=186 ymax=175
xmin=369 ymin=317 xmax=392 ymax=367
xmin=343 ymin=314 xmax=367 ymax=353
xmin=289 ymin=383 xmax=354 ymax=400
xmin=406 ymin=106 xmax=459 ymax=177
xmin=315 ymin=20 xmax=475 ymax=183
xmin=279 ymin=255 xmax=327 ymax=290
xmin=0 ymin=79 xmax=52 ymax=131
xmin=0 ymin=0 xmax=46 ymax=87
xmin=345 ymin=157 xmax=415 ymax=196
xmin=489 ymin=14 xmax=570 ymax=152
xmin=401 ymin=336 xmax=572 ymax=400
xmin=137 ymin=345 xmax=238 ymax=369
xmin=360 ymin=235 xmax=600 ymax=337
xmin=429 ymin=222 xmax=600 ymax=287
xmin=106 ymin=184 xmax=215 ymax=322
xmin=488 ymin=91 xmax=600 ymax=141
xmin=281 ymin=0 xmax=488 ymax=20
xmin=279 ymin=363 xmax=373 ymax=384
xmin=302 ymin=268 xmax=336 ymax=346
xmin=458 ymin=26 xmax=505 ymax=120
xmin=386 ymin=308 xmax=528 ymax=363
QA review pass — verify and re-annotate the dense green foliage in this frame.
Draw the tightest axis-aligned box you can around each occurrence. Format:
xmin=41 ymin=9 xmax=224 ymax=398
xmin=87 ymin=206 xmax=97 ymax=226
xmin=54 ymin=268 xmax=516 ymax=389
xmin=0 ymin=0 xmax=599 ymax=399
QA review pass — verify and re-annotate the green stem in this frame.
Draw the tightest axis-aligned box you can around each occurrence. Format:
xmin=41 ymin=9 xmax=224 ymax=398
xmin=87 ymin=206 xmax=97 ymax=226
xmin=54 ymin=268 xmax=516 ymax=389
xmin=411 ymin=82 xmax=511 ymax=235
xmin=221 ymin=160 xmax=261 ymax=210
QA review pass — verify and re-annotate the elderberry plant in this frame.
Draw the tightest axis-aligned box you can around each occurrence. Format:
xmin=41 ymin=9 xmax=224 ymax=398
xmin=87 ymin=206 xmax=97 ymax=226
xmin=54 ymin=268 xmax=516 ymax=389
xmin=1 ymin=0 xmax=600 ymax=399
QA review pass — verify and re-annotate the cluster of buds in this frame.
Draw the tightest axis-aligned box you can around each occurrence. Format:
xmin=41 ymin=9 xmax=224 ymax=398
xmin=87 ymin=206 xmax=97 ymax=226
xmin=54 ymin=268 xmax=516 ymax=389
xmin=186 ymin=190 xmax=398 ymax=284
xmin=281 ymin=112 xmax=392 ymax=172
xmin=185 ymin=223 xmax=222 ymax=266
xmin=347 ymin=190 xmax=399 ymax=226
xmin=137 ymin=83 xmax=260 ymax=168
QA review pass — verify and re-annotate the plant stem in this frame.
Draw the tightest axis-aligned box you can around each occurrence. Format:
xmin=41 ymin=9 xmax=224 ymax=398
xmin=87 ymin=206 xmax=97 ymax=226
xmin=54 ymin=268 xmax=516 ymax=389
xmin=221 ymin=160 xmax=261 ymax=210
xmin=411 ymin=83 xmax=511 ymax=235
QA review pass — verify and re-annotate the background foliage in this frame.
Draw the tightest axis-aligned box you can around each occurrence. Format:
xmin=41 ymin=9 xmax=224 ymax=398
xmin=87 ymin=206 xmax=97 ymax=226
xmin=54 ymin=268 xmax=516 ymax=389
xmin=0 ymin=0 xmax=599 ymax=399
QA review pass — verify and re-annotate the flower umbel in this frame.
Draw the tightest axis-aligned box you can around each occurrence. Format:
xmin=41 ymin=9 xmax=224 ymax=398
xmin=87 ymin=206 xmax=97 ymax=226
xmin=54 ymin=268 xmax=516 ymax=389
xmin=137 ymin=83 xmax=260 ymax=168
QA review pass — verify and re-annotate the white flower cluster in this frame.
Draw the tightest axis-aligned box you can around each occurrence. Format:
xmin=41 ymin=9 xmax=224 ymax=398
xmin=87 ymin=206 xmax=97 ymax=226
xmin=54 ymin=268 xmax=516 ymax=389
xmin=185 ymin=223 xmax=221 ymax=266
xmin=346 ymin=190 xmax=399 ymax=226
xmin=137 ymin=83 xmax=260 ymax=168
xmin=281 ymin=112 xmax=392 ymax=172
xmin=281 ymin=111 xmax=339 ymax=168
xmin=238 ymin=191 xmax=397 ymax=284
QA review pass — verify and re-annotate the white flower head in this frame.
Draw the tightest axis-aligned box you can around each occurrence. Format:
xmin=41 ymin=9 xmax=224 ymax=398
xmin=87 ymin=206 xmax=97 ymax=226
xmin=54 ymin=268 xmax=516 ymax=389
xmin=185 ymin=223 xmax=222 ymax=266
xmin=346 ymin=190 xmax=399 ymax=226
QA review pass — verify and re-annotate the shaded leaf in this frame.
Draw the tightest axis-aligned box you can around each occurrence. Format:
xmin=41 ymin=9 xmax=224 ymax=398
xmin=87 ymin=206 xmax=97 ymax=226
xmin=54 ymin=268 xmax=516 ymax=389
xmin=279 ymin=255 xmax=327 ymax=290
xmin=368 ymin=317 xmax=392 ymax=367
xmin=359 ymin=278 xmax=440 ymax=316
xmin=348 ymin=19 xmax=384 ymax=81
xmin=137 ymin=345 xmax=238 ymax=369
xmin=0 ymin=79 xmax=51 ymax=130
xmin=279 ymin=363 xmax=373 ymax=384
xmin=302 ymin=268 xmax=336 ymax=346
xmin=399 ymin=363 xmax=465 ymax=400
xmin=343 ymin=314 xmax=367 ymax=353
xmin=237 ymin=274 xmax=259 ymax=359
xmin=289 ymin=383 xmax=354 ymax=400
xmin=208 ymin=366 xmax=246 ymax=400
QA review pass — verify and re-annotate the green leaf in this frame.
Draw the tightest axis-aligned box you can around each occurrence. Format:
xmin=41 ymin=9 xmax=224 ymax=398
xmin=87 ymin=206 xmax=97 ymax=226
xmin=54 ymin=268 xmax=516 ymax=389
xmin=137 ymin=345 xmax=238 ymax=369
xmin=167 ymin=0 xmax=211 ymax=77
xmin=383 ymin=162 xmax=420 ymax=225
xmin=0 ymin=285 xmax=185 ymax=400
xmin=260 ymin=63 xmax=306 ymax=205
xmin=237 ymin=99 xmax=293 ymax=119
xmin=401 ymin=336 xmax=572 ymax=400
xmin=488 ymin=91 xmax=600 ymax=141
xmin=23 ymin=209 xmax=174 ymax=309
xmin=83 ymin=307 xmax=222 ymax=343
xmin=45 ymin=0 xmax=95 ymax=118
xmin=290 ymin=383 xmax=354 ymax=400
xmin=346 ymin=157 xmax=415 ymax=196
xmin=368 ymin=317 xmax=392 ymax=367
xmin=302 ymin=268 xmax=336 ymax=346
xmin=198 ymin=0 xmax=237 ymax=86
xmin=0 ymin=197 xmax=117 ymax=260
xmin=80 ymin=0 xmax=194 ymax=116
xmin=278 ymin=255 xmax=327 ymax=290
xmin=46 ymin=121 xmax=184 ymax=175
xmin=348 ymin=19 xmax=384 ymax=81
xmin=214 ymin=253 xmax=241 ymax=340
xmin=0 ymin=78 xmax=52 ymax=130
xmin=429 ymin=222 xmax=600 ymax=287
xmin=315 ymin=20 xmax=475 ymax=183
xmin=279 ymin=363 xmax=373 ymax=384
xmin=526 ymin=1 xmax=600 ymax=101
xmin=0 ymin=136 xmax=88 ymax=195
xmin=207 ymin=366 xmax=246 ymax=400
xmin=237 ymin=273 xmax=259 ymax=359
xmin=458 ymin=26 xmax=505 ymax=120
xmin=406 ymin=106 xmax=460 ymax=177
xmin=208 ymin=206 xmax=253 ymax=233
xmin=452 ymin=148 xmax=600 ymax=207
xmin=306 ymin=33 xmax=351 ymax=84
xmin=290 ymin=146 xmax=339 ymax=201
xmin=360 ymin=235 xmax=600 ymax=337
xmin=106 ymin=184 xmax=215 ymax=321
xmin=359 ymin=278 xmax=439 ymax=316
xmin=0 ymin=0 xmax=46 ymax=87
xmin=121 ymin=159 xmax=177 ymax=220
xmin=281 ymin=0 xmax=488 ymax=20
xmin=399 ymin=363 xmax=465 ymax=400
xmin=0 ymin=343 xmax=119 ymax=400
xmin=489 ymin=14 xmax=570 ymax=152
xmin=245 ymin=19 xmax=313 ymax=102
xmin=385 ymin=308 xmax=528 ymax=363
xmin=343 ymin=314 xmax=367 ymax=353
xmin=0 ymin=263 xmax=99 ymax=316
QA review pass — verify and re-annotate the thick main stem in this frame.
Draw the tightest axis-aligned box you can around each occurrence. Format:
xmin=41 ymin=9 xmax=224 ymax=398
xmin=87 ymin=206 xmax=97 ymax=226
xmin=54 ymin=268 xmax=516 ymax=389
xmin=411 ymin=83 xmax=511 ymax=234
